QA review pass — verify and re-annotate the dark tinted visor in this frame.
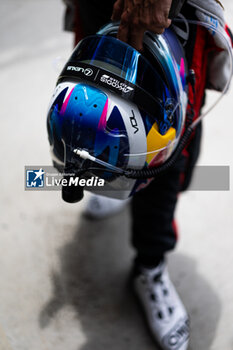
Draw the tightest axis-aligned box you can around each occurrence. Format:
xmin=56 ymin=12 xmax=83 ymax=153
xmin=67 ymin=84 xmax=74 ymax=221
xmin=58 ymin=36 xmax=176 ymax=124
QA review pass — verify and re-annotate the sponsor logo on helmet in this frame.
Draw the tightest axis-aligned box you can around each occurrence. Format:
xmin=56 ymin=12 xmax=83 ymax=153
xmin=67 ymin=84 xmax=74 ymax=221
xmin=162 ymin=318 xmax=189 ymax=350
xmin=67 ymin=66 xmax=94 ymax=76
xmin=100 ymin=74 xmax=134 ymax=94
xmin=130 ymin=110 xmax=139 ymax=134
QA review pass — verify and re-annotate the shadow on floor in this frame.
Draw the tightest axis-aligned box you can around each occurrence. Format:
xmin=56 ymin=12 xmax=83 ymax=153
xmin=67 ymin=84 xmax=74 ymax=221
xmin=39 ymin=207 xmax=221 ymax=350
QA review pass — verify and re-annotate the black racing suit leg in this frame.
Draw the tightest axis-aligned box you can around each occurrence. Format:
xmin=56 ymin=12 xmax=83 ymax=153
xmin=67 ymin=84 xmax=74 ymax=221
xmin=131 ymin=123 xmax=202 ymax=267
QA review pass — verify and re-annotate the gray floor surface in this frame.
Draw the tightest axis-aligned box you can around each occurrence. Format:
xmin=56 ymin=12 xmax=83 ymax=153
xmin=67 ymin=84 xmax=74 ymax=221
xmin=1 ymin=1 xmax=233 ymax=349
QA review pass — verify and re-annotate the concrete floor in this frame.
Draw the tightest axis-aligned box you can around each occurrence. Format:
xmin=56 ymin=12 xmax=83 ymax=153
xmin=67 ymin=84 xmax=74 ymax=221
xmin=0 ymin=1 xmax=233 ymax=349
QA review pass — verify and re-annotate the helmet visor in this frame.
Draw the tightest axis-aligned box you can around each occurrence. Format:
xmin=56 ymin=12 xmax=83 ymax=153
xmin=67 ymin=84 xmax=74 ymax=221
xmin=58 ymin=35 xmax=179 ymax=127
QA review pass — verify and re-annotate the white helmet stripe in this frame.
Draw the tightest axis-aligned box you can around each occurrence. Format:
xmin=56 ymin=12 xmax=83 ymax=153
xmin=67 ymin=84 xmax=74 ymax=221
xmin=47 ymin=82 xmax=76 ymax=112
xmin=107 ymin=93 xmax=147 ymax=169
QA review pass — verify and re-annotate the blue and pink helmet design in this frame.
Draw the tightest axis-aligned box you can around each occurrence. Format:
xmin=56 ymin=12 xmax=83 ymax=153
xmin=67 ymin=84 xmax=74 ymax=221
xmin=47 ymin=25 xmax=188 ymax=199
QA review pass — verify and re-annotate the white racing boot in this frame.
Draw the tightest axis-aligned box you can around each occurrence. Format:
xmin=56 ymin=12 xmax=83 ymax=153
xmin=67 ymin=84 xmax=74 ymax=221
xmin=84 ymin=193 xmax=129 ymax=219
xmin=133 ymin=261 xmax=190 ymax=350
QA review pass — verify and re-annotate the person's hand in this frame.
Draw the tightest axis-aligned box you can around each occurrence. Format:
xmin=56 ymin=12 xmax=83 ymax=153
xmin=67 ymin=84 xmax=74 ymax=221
xmin=111 ymin=0 xmax=173 ymax=51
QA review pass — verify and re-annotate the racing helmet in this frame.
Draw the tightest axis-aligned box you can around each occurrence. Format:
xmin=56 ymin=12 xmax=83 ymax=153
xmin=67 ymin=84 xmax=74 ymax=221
xmin=47 ymin=22 xmax=188 ymax=201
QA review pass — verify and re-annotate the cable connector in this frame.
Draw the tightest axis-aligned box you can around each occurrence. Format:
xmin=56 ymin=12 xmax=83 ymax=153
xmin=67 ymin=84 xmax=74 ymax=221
xmin=73 ymin=149 xmax=95 ymax=162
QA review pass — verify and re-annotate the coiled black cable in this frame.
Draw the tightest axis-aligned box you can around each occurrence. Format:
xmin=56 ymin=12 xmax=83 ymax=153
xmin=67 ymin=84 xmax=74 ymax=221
xmin=124 ymin=124 xmax=194 ymax=179
xmin=124 ymin=69 xmax=196 ymax=179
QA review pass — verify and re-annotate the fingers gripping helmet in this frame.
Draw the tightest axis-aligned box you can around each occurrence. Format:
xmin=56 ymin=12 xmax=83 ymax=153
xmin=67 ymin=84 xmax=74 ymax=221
xmin=47 ymin=23 xmax=188 ymax=201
